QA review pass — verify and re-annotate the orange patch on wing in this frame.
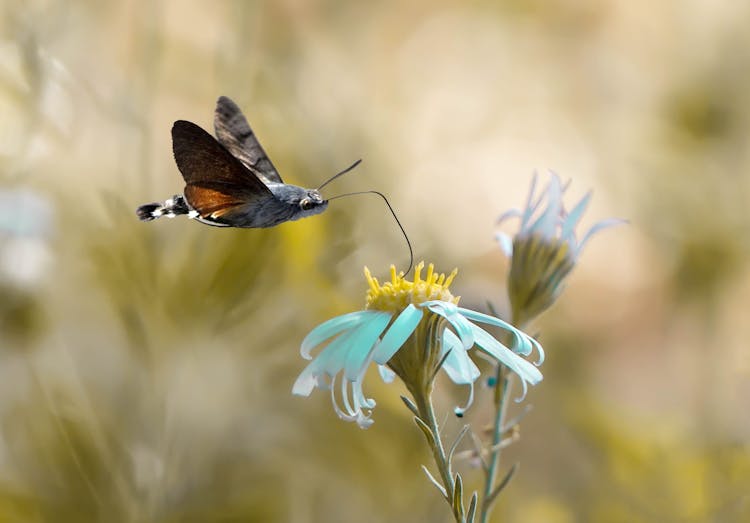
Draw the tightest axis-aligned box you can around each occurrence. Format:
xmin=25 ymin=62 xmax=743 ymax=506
xmin=184 ymin=184 xmax=246 ymax=217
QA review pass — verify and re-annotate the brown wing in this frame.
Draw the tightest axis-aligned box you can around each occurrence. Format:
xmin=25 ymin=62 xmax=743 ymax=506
xmin=172 ymin=120 xmax=274 ymax=218
xmin=213 ymin=96 xmax=283 ymax=184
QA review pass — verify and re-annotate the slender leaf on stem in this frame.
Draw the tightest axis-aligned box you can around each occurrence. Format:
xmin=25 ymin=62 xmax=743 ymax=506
xmin=401 ymin=395 xmax=420 ymax=417
xmin=468 ymin=430 xmax=489 ymax=473
xmin=486 ymin=301 xmax=499 ymax=318
xmin=466 ymin=492 xmax=478 ymax=523
xmin=486 ymin=463 xmax=518 ymax=506
xmin=488 ymin=428 xmax=520 ymax=452
xmin=414 ymin=416 xmax=435 ymax=447
xmin=448 ymin=424 xmax=471 ymax=464
xmin=453 ymin=473 xmax=465 ymax=519
xmin=429 ymin=348 xmax=453 ymax=383
xmin=421 ymin=465 xmax=448 ymax=498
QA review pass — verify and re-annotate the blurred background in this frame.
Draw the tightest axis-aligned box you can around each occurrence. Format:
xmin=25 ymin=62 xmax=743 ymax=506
xmin=1 ymin=0 xmax=748 ymax=521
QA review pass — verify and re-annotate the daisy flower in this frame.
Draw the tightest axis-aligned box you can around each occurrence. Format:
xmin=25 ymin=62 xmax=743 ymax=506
xmin=293 ymin=262 xmax=543 ymax=428
xmin=496 ymin=173 xmax=624 ymax=325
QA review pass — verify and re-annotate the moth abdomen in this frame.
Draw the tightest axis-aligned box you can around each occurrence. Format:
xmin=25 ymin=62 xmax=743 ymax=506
xmin=136 ymin=195 xmax=190 ymax=221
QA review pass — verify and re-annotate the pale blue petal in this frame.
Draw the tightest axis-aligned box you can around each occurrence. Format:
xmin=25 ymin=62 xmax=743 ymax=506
xmin=331 ymin=375 xmax=373 ymax=428
xmin=339 ymin=373 xmax=354 ymax=416
xmin=457 ymin=307 xmax=543 ymax=363
xmin=495 ymin=232 xmax=514 ymax=257
xmin=453 ymin=382 xmax=475 ymax=417
xmin=577 ymin=217 xmax=627 ymax=255
xmin=291 ymin=367 xmax=318 ymax=396
xmin=352 ymin=379 xmax=376 ymax=410
xmin=378 ymin=364 xmax=396 ymax=383
xmin=333 ymin=376 xmax=375 ymax=429
xmin=422 ymin=301 xmax=475 ymax=349
xmin=457 ymin=307 xmax=517 ymax=332
xmin=470 ymin=323 xmax=543 ymax=400
xmin=441 ymin=330 xmax=480 ymax=385
xmin=529 ymin=336 xmax=544 ymax=365
xmin=519 ymin=172 xmax=540 ymax=230
xmin=561 ymin=191 xmax=591 ymax=241
xmin=292 ymin=328 xmax=358 ymax=396
xmin=356 ymin=414 xmax=374 ymax=428
xmin=343 ymin=312 xmax=392 ymax=381
xmin=372 ymin=305 xmax=423 ymax=364
xmin=496 ymin=208 xmax=521 ymax=225
xmin=560 ymin=176 xmax=572 ymax=194
xmin=301 ymin=311 xmax=380 ymax=359
xmin=529 ymin=174 xmax=563 ymax=239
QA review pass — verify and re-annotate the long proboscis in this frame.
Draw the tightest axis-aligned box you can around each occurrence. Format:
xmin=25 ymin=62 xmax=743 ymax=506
xmin=317 ymin=159 xmax=363 ymax=191
xmin=327 ymin=190 xmax=414 ymax=276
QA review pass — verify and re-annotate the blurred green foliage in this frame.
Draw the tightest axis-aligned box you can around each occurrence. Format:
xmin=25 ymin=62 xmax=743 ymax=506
xmin=1 ymin=0 xmax=749 ymax=521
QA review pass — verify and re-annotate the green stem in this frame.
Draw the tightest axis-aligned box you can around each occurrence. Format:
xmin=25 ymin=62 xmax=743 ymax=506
xmin=414 ymin=388 xmax=462 ymax=522
xmin=479 ymin=365 xmax=511 ymax=523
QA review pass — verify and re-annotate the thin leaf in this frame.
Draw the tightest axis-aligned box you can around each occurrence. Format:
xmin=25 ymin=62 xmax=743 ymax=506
xmin=453 ymin=473 xmax=465 ymax=519
xmin=469 ymin=430 xmax=489 ymax=473
xmin=486 ymin=301 xmax=499 ymax=318
xmin=401 ymin=395 xmax=419 ymax=417
xmin=486 ymin=463 xmax=518 ymax=505
xmin=414 ymin=416 xmax=435 ymax=447
xmin=429 ymin=348 xmax=453 ymax=383
xmin=421 ymin=465 xmax=447 ymax=498
xmin=466 ymin=492 xmax=478 ymax=523
xmin=448 ymin=424 xmax=471 ymax=465
xmin=488 ymin=428 xmax=520 ymax=453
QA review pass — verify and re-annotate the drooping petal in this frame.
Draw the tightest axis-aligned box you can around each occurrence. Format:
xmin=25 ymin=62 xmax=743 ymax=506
xmin=441 ymin=330 xmax=480 ymax=385
xmin=494 ymin=232 xmax=514 ymax=257
xmin=453 ymin=382 xmax=475 ymax=418
xmin=577 ymin=217 xmax=627 ymax=254
xmin=343 ymin=311 xmax=392 ymax=381
xmin=561 ymin=191 xmax=591 ymax=242
xmin=371 ymin=304 xmax=423 ymax=364
xmin=378 ymin=364 xmax=396 ymax=383
xmin=437 ymin=330 xmax=480 ymax=418
xmin=331 ymin=375 xmax=374 ymax=429
xmin=422 ymin=300 xmax=475 ymax=349
xmin=469 ymin=323 xmax=543 ymax=400
xmin=301 ymin=311 xmax=380 ymax=359
xmin=352 ymin=379 xmax=376 ymax=410
xmin=457 ymin=307 xmax=544 ymax=363
xmin=496 ymin=208 xmax=522 ymax=226
xmin=292 ymin=328 xmax=359 ymax=396
xmin=343 ymin=378 xmax=375 ymax=429
xmin=339 ymin=372 xmax=354 ymax=416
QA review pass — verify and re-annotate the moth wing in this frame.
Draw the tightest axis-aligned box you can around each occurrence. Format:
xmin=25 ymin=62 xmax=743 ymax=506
xmin=182 ymin=182 xmax=253 ymax=221
xmin=172 ymin=120 xmax=274 ymax=220
xmin=213 ymin=96 xmax=284 ymax=185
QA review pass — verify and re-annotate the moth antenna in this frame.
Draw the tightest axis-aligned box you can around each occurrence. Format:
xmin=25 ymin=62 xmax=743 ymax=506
xmin=317 ymin=159 xmax=363 ymax=191
xmin=327 ymin=190 xmax=414 ymax=276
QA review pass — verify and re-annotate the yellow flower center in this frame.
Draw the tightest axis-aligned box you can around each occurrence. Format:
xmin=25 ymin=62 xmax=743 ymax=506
xmin=365 ymin=261 xmax=460 ymax=312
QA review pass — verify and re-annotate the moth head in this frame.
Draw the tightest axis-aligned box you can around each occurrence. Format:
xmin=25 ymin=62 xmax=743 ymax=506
xmin=298 ymin=190 xmax=328 ymax=215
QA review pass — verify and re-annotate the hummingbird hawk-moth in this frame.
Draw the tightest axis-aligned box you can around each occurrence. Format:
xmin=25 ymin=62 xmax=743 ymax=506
xmin=136 ymin=96 xmax=412 ymax=273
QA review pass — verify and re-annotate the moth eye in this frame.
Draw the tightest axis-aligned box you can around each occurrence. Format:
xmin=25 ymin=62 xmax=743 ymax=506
xmin=300 ymin=198 xmax=314 ymax=211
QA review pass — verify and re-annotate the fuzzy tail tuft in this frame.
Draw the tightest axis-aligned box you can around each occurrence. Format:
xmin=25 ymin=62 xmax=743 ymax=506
xmin=136 ymin=195 xmax=190 ymax=222
xmin=136 ymin=203 xmax=161 ymax=221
